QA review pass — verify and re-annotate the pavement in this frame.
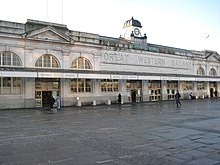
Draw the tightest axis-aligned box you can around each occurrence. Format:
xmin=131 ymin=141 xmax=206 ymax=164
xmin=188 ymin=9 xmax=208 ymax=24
xmin=1 ymin=99 xmax=220 ymax=165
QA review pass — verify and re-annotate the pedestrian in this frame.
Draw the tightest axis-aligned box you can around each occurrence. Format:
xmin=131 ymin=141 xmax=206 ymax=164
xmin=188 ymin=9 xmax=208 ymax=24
xmin=175 ymin=90 xmax=181 ymax=107
xmin=50 ymin=96 xmax=55 ymax=110
xmin=56 ymin=96 xmax=61 ymax=111
xmin=215 ymin=90 xmax=217 ymax=98
xmin=118 ymin=93 xmax=121 ymax=104
xmin=189 ymin=92 xmax=196 ymax=99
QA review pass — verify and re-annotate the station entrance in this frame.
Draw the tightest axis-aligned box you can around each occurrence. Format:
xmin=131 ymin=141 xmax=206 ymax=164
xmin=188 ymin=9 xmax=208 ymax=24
xmin=167 ymin=81 xmax=178 ymax=100
xmin=35 ymin=78 xmax=60 ymax=107
xmin=209 ymin=81 xmax=217 ymax=98
xmin=126 ymin=80 xmax=142 ymax=102
xmin=148 ymin=80 xmax=161 ymax=101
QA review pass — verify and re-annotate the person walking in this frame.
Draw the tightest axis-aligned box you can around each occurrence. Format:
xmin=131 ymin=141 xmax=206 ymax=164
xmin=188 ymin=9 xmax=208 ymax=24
xmin=118 ymin=93 xmax=121 ymax=104
xmin=50 ymin=95 xmax=55 ymax=110
xmin=175 ymin=90 xmax=181 ymax=107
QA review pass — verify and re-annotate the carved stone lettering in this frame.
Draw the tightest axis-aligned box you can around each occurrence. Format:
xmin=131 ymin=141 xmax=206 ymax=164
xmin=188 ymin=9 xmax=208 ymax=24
xmin=103 ymin=52 xmax=129 ymax=63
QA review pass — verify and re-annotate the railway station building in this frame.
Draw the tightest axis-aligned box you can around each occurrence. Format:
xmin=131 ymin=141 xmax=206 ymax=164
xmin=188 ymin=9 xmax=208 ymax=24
xmin=0 ymin=17 xmax=219 ymax=109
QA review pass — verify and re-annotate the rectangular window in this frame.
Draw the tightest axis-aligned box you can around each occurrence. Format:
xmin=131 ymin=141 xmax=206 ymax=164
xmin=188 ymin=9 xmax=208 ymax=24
xmin=197 ymin=81 xmax=205 ymax=90
xmin=70 ymin=79 xmax=92 ymax=93
xmin=183 ymin=81 xmax=193 ymax=90
xmin=70 ymin=79 xmax=77 ymax=93
xmin=12 ymin=77 xmax=21 ymax=94
xmin=0 ymin=77 xmax=22 ymax=95
xmin=101 ymin=79 xmax=119 ymax=92
xmin=3 ymin=77 xmax=11 ymax=94
xmin=85 ymin=79 xmax=92 ymax=92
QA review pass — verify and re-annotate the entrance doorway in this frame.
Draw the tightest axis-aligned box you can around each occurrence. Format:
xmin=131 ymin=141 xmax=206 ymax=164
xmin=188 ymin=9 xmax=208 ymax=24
xmin=35 ymin=78 xmax=60 ymax=107
xmin=210 ymin=88 xmax=214 ymax=98
xmin=42 ymin=91 xmax=52 ymax=107
xmin=209 ymin=82 xmax=217 ymax=98
xmin=127 ymin=80 xmax=142 ymax=102
xmin=148 ymin=80 xmax=161 ymax=101
xmin=167 ymin=81 xmax=178 ymax=100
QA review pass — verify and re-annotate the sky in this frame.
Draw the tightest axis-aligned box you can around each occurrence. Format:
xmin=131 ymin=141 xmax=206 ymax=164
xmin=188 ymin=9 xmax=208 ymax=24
xmin=0 ymin=0 xmax=220 ymax=53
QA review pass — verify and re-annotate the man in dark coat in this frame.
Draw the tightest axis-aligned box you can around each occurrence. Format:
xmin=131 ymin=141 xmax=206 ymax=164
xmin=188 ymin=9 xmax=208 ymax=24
xmin=175 ymin=90 xmax=181 ymax=107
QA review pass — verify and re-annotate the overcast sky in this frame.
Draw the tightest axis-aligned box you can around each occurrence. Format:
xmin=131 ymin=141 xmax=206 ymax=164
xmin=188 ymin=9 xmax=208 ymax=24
xmin=1 ymin=0 xmax=220 ymax=53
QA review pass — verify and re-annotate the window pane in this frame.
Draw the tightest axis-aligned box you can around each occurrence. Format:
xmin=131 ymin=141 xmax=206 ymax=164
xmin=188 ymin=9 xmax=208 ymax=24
xmin=3 ymin=52 xmax=11 ymax=65
xmin=13 ymin=55 xmax=21 ymax=66
xmin=43 ymin=54 xmax=50 ymax=67
xmin=70 ymin=79 xmax=77 ymax=93
xmin=85 ymin=79 xmax=92 ymax=92
xmin=13 ymin=77 xmax=21 ymax=94
xmin=52 ymin=57 xmax=58 ymax=67
xmin=35 ymin=57 xmax=42 ymax=67
xmin=35 ymin=54 xmax=59 ymax=68
xmin=3 ymin=77 xmax=11 ymax=94
xmin=78 ymin=58 xmax=84 ymax=69
xmin=78 ymin=78 xmax=84 ymax=92
xmin=72 ymin=60 xmax=77 ymax=68
xmin=85 ymin=59 xmax=91 ymax=69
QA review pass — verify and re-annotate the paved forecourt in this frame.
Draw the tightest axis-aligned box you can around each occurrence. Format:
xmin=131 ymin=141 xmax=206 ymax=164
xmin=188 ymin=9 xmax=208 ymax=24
xmin=1 ymin=99 xmax=220 ymax=165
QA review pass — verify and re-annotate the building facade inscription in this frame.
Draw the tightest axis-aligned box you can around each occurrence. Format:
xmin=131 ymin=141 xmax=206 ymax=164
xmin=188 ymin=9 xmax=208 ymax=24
xmin=102 ymin=51 xmax=192 ymax=69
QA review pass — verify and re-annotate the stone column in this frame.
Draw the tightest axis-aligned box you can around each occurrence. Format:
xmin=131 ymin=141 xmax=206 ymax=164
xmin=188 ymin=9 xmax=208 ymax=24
xmin=216 ymin=82 xmax=220 ymax=98
xmin=161 ymin=80 xmax=167 ymax=100
xmin=142 ymin=80 xmax=149 ymax=102
xmin=120 ymin=79 xmax=127 ymax=102
xmin=206 ymin=81 xmax=210 ymax=98
xmin=193 ymin=81 xmax=197 ymax=96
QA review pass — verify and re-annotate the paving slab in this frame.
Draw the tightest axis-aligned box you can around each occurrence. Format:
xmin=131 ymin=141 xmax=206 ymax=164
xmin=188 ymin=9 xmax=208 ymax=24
xmin=1 ymin=99 xmax=220 ymax=164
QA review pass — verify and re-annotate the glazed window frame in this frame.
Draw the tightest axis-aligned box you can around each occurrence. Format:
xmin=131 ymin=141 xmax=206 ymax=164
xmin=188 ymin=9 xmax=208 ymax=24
xmin=0 ymin=77 xmax=22 ymax=95
xmin=70 ymin=78 xmax=93 ymax=93
xmin=197 ymin=81 xmax=205 ymax=90
xmin=35 ymin=54 xmax=59 ymax=68
xmin=197 ymin=67 xmax=205 ymax=75
xmin=209 ymin=68 xmax=217 ymax=76
xmin=101 ymin=79 xmax=119 ymax=92
xmin=71 ymin=57 xmax=92 ymax=70
xmin=0 ymin=51 xmax=22 ymax=67
xmin=183 ymin=81 xmax=193 ymax=90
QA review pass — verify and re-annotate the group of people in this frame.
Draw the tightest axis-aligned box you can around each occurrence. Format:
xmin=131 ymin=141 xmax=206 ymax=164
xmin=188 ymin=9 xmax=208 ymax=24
xmin=50 ymin=95 xmax=61 ymax=111
xmin=49 ymin=92 xmax=182 ymax=111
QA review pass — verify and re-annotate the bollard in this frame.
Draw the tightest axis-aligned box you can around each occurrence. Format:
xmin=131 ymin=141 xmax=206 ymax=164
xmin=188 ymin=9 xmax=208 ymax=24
xmin=76 ymin=100 xmax=81 ymax=107
xmin=121 ymin=98 xmax=124 ymax=104
xmin=107 ymin=99 xmax=111 ymax=105
xmin=92 ymin=100 xmax=96 ymax=106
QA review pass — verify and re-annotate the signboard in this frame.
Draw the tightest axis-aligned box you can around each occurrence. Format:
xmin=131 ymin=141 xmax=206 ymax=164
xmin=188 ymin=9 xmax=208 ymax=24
xmin=38 ymin=72 xmax=63 ymax=78
xmin=78 ymin=73 xmax=110 ymax=79
xmin=63 ymin=73 xmax=77 ymax=78
xmin=0 ymin=71 xmax=37 ymax=77
xmin=138 ymin=76 xmax=160 ymax=80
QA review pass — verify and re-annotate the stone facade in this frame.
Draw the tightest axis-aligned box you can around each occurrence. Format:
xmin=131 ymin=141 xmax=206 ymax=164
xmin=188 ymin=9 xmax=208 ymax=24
xmin=0 ymin=18 xmax=219 ymax=109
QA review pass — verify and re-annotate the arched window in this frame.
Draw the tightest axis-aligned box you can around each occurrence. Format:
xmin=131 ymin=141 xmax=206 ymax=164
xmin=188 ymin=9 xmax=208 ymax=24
xmin=197 ymin=67 xmax=205 ymax=75
xmin=209 ymin=68 xmax=217 ymax=76
xmin=71 ymin=57 xmax=92 ymax=70
xmin=35 ymin=54 xmax=59 ymax=68
xmin=0 ymin=51 xmax=22 ymax=66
